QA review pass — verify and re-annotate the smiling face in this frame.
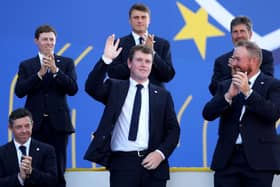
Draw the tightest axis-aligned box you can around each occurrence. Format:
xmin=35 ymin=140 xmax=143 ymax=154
xmin=231 ymin=24 xmax=252 ymax=46
xmin=10 ymin=116 xmax=33 ymax=145
xmin=128 ymin=50 xmax=153 ymax=83
xmin=34 ymin=32 xmax=56 ymax=56
xmin=231 ymin=46 xmax=253 ymax=75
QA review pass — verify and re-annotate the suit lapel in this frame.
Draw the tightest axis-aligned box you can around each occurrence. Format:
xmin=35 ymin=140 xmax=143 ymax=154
xmin=251 ymin=73 xmax=265 ymax=93
xmin=54 ymin=54 xmax=62 ymax=69
xmin=148 ymin=84 xmax=160 ymax=135
xmin=114 ymin=81 xmax=130 ymax=119
xmin=7 ymin=142 xmax=21 ymax=172
xmin=32 ymin=55 xmax=42 ymax=73
xmin=128 ymin=34 xmax=136 ymax=46
xmin=29 ymin=139 xmax=41 ymax=166
xmin=241 ymin=73 xmax=265 ymax=119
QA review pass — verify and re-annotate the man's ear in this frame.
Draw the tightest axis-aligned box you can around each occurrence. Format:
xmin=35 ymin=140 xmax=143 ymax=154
xmin=127 ymin=59 xmax=131 ymax=69
xmin=8 ymin=123 xmax=12 ymax=130
xmin=34 ymin=38 xmax=38 ymax=45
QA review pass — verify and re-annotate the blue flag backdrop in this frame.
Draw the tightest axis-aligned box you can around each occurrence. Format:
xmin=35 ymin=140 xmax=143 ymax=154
xmin=1 ymin=0 xmax=280 ymax=168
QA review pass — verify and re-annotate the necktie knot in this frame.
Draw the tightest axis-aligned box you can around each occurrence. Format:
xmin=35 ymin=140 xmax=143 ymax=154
xmin=19 ymin=145 xmax=26 ymax=156
xmin=136 ymin=84 xmax=143 ymax=90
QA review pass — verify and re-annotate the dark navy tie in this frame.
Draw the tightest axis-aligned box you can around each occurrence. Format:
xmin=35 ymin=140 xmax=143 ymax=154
xmin=139 ymin=37 xmax=144 ymax=44
xmin=19 ymin=145 xmax=26 ymax=161
xmin=128 ymin=84 xmax=143 ymax=141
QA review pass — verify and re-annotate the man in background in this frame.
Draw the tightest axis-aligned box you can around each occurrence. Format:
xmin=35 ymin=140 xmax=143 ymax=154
xmin=107 ymin=3 xmax=175 ymax=87
xmin=15 ymin=24 xmax=78 ymax=187
xmin=209 ymin=16 xmax=274 ymax=95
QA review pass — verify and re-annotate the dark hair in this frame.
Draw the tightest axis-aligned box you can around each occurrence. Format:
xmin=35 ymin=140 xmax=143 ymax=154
xmin=34 ymin=24 xmax=56 ymax=39
xmin=9 ymin=108 xmax=33 ymax=126
xmin=230 ymin=16 xmax=252 ymax=32
xmin=235 ymin=40 xmax=262 ymax=64
xmin=129 ymin=3 xmax=151 ymax=17
xmin=128 ymin=45 xmax=154 ymax=61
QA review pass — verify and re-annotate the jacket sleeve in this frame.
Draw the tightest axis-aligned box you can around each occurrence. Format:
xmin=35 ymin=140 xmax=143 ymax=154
xmin=53 ymin=57 xmax=78 ymax=96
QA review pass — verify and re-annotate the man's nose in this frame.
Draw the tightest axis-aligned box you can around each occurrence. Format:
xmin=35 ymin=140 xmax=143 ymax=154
xmin=231 ymin=59 xmax=238 ymax=66
xmin=22 ymin=127 xmax=27 ymax=133
xmin=236 ymin=31 xmax=243 ymax=37
xmin=46 ymin=38 xmax=52 ymax=43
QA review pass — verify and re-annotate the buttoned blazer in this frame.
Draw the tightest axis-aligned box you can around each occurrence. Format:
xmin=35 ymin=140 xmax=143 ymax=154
xmin=0 ymin=139 xmax=57 ymax=187
xmin=84 ymin=59 xmax=180 ymax=180
xmin=209 ymin=49 xmax=274 ymax=95
xmin=107 ymin=34 xmax=175 ymax=87
xmin=203 ymin=73 xmax=280 ymax=172
xmin=15 ymin=55 xmax=78 ymax=133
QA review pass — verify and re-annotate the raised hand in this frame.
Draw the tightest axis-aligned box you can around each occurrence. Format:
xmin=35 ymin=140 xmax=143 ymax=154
xmin=103 ymin=34 xmax=123 ymax=61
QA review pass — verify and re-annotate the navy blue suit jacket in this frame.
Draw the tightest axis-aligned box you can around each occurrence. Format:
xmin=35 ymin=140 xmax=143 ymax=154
xmin=0 ymin=139 xmax=57 ymax=187
xmin=209 ymin=49 xmax=274 ymax=95
xmin=107 ymin=34 xmax=175 ymax=87
xmin=203 ymin=73 xmax=280 ymax=172
xmin=84 ymin=59 xmax=180 ymax=180
xmin=15 ymin=55 xmax=78 ymax=133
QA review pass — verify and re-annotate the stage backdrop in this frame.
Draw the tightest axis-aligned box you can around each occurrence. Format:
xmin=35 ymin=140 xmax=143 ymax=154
xmin=1 ymin=0 xmax=280 ymax=169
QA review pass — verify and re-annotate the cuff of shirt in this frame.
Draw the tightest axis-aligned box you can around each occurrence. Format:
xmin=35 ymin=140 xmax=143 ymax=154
xmin=224 ymin=92 xmax=232 ymax=105
xmin=102 ymin=55 xmax=113 ymax=64
xmin=245 ymin=89 xmax=253 ymax=99
xmin=37 ymin=72 xmax=43 ymax=80
xmin=155 ymin=149 xmax=165 ymax=160
xmin=18 ymin=173 xmax=24 ymax=186
xmin=53 ymin=67 xmax=59 ymax=78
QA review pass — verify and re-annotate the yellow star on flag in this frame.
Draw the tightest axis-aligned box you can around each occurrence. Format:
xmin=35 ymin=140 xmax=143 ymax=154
xmin=174 ymin=2 xmax=224 ymax=59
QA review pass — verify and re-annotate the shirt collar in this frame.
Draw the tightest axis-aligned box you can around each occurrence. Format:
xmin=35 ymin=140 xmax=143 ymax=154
xmin=132 ymin=31 xmax=148 ymax=43
xmin=129 ymin=77 xmax=149 ymax=89
xmin=248 ymin=71 xmax=261 ymax=88
xmin=38 ymin=52 xmax=54 ymax=64
xmin=38 ymin=52 xmax=44 ymax=64
xmin=14 ymin=138 xmax=31 ymax=150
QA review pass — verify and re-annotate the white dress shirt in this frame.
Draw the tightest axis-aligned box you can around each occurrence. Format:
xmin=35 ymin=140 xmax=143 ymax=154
xmin=235 ymin=71 xmax=260 ymax=144
xmin=132 ymin=31 xmax=148 ymax=45
xmin=14 ymin=138 xmax=31 ymax=165
xmin=14 ymin=138 xmax=31 ymax=185
xmin=111 ymin=78 xmax=150 ymax=151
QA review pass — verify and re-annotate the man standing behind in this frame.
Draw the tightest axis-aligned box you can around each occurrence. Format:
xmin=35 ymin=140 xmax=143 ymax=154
xmin=15 ymin=25 xmax=78 ymax=187
xmin=84 ymin=34 xmax=180 ymax=187
xmin=0 ymin=108 xmax=57 ymax=187
xmin=107 ymin=3 xmax=175 ymax=87
xmin=209 ymin=16 xmax=274 ymax=95
xmin=203 ymin=40 xmax=280 ymax=187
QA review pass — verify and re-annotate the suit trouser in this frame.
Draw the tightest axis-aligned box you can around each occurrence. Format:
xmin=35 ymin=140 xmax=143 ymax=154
xmin=214 ymin=144 xmax=274 ymax=187
xmin=109 ymin=151 xmax=167 ymax=187
xmin=32 ymin=116 xmax=69 ymax=187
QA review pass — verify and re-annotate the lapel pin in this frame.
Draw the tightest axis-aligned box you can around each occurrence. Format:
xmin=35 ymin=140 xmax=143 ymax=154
xmin=154 ymin=90 xmax=158 ymax=94
xmin=56 ymin=59 xmax=60 ymax=62
xmin=36 ymin=147 xmax=40 ymax=151
xmin=260 ymin=81 xmax=264 ymax=85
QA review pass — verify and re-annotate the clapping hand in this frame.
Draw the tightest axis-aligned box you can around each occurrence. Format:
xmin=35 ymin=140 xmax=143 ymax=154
xmin=144 ymin=34 xmax=155 ymax=50
xmin=19 ymin=155 xmax=33 ymax=180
